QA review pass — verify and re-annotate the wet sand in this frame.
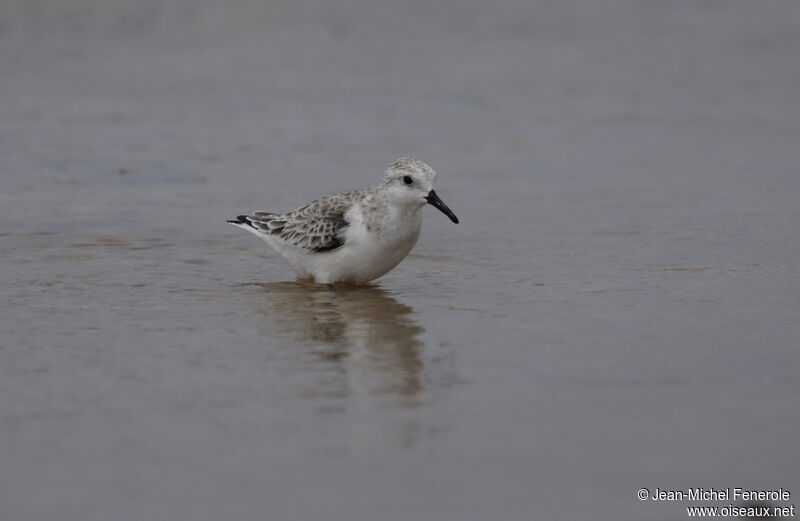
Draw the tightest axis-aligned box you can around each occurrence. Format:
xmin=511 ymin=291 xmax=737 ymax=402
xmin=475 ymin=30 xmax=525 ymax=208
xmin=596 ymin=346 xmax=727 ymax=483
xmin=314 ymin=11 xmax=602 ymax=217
xmin=2 ymin=1 xmax=799 ymax=519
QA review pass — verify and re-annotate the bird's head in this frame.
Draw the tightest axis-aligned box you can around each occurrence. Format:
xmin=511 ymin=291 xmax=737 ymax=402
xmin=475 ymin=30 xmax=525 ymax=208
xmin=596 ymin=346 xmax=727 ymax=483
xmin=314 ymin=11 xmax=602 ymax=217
xmin=382 ymin=158 xmax=459 ymax=223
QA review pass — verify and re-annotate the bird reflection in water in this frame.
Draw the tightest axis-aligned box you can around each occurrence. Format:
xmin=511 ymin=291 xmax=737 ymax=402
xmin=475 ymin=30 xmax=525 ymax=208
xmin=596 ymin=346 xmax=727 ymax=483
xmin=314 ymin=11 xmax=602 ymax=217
xmin=245 ymin=282 xmax=425 ymax=407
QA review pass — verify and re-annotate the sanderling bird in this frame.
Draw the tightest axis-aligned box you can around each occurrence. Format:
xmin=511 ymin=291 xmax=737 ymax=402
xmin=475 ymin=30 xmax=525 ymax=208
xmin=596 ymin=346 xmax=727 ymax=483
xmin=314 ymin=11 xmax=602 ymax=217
xmin=228 ymin=158 xmax=459 ymax=284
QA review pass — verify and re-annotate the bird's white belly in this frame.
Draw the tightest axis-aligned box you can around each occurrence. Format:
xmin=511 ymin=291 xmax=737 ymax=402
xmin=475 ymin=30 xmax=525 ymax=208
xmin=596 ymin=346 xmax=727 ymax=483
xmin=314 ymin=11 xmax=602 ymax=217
xmin=311 ymin=220 xmax=421 ymax=283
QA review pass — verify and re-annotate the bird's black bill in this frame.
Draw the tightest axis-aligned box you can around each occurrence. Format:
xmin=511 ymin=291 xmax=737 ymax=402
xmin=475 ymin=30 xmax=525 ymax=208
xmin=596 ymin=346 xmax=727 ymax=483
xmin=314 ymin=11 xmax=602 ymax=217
xmin=426 ymin=190 xmax=459 ymax=223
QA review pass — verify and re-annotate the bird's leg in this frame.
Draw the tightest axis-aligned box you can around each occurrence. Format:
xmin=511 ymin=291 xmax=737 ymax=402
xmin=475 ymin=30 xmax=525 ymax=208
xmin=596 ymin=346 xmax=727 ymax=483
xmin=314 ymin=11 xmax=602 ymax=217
xmin=326 ymin=283 xmax=344 ymax=296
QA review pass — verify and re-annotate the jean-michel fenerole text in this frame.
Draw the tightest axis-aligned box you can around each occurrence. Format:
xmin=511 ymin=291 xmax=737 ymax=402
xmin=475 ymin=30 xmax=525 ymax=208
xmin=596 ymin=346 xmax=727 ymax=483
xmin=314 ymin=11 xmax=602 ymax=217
xmin=650 ymin=488 xmax=790 ymax=502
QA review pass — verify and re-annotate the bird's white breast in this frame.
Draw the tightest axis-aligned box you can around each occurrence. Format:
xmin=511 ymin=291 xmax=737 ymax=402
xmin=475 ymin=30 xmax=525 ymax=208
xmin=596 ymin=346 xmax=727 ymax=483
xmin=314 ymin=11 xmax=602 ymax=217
xmin=325 ymin=203 xmax=422 ymax=283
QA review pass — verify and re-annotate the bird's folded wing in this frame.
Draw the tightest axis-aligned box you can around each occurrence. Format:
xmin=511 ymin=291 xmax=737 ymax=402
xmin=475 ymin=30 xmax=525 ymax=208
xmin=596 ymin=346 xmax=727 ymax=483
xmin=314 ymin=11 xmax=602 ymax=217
xmin=247 ymin=195 xmax=350 ymax=253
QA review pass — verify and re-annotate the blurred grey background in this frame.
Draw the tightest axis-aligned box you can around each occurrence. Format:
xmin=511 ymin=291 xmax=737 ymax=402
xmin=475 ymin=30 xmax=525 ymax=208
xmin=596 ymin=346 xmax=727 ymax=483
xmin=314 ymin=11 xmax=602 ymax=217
xmin=1 ymin=1 xmax=799 ymax=520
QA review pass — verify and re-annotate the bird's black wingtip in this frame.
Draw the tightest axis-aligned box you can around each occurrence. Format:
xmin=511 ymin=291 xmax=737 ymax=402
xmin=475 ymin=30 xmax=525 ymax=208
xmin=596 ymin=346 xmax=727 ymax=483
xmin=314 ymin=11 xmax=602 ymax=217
xmin=227 ymin=215 xmax=253 ymax=226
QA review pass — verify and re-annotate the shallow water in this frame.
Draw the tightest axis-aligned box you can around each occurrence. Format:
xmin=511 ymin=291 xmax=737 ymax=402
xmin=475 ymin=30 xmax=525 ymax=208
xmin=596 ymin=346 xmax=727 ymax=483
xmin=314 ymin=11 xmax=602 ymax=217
xmin=2 ymin=1 xmax=799 ymax=519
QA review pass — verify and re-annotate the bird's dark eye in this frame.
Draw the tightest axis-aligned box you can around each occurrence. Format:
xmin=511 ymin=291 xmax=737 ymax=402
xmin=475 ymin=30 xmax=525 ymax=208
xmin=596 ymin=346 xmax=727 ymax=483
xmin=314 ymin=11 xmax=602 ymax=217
xmin=403 ymin=175 xmax=413 ymax=185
